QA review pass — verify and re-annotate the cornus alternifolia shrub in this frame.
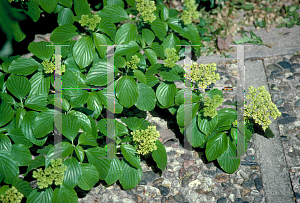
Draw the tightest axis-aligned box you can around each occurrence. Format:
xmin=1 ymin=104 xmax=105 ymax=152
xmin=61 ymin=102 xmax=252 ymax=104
xmin=0 ymin=0 xmax=282 ymax=202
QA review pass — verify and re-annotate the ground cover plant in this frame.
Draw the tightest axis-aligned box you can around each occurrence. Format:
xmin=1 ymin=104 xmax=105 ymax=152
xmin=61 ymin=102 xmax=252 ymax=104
xmin=0 ymin=0 xmax=285 ymax=202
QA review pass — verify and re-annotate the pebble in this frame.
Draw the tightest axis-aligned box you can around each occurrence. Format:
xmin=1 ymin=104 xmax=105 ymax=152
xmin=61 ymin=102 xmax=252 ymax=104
xmin=77 ymin=54 xmax=300 ymax=203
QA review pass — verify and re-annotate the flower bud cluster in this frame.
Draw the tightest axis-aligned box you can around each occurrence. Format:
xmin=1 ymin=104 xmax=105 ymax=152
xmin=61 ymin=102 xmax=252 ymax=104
xmin=32 ymin=158 xmax=68 ymax=189
xmin=0 ymin=186 xmax=24 ymax=203
xmin=203 ymin=94 xmax=224 ymax=118
xmin=131 ymin=125 xmax=160 ymax=155
xmin=163 ymin=48 xmax=180 ymax=68
xmin=244 ymin=86 xmax=281 ymax=131
xmin=135 ymin=0 xmax=157 ymax=23
xmin=42 ymin=54 xmax=65 ymax=74
xmin=125 ymin=55 xmax=140 ymax=70
xmin=183 ymin=62 xmax=220 ymax=89
xmin=180 ymin=0 xmax=199 ymax=25
xmin=79 ymin=14 xmax=101 ymax=31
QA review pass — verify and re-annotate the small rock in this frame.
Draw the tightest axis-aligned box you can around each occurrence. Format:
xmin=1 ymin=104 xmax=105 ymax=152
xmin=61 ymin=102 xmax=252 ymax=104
xmin=295 ymin=192 xmax=300 ymax=199
xmin=132 ymin=194 xmax=143 ymax=203
xmin=295 ymin=99 xmax=300 ymax=106
xmin=136 ymin=186 xmax=144 ymax=194
xmin=234 ymin=198 xmax=243 ymax=203
xmin=275 ymin=99 xmax=285 ymax=106
xmin=181 ymin=176 xmax=190 ymax=187
xmin=241 ymin=188 xmax=251 ymax=196
xmin=174 ymin=194 xmax=185 ymax=203
xmin=158 ymin=185 xmax=170 ymax=196
xmin=214 ymin=174 xmax=229 ymax=183
xmin=138 ymin=180 xmax=147 ymax=185
xmin=254 ymin=196 xmax=264 ymax=203
xmin=125 ymin=190 xmax=133 ymax=195
xmin=278 ymin=61 xmax=291 ymax=69
xmin=202 ymin=170 xmax=217 ymax=178
xmin=216 ymin=197 xmax=227 ymax=203
xmin=180 ymin=154 xmax=192 ymax=160
xmin=195 ymin=188 xmax=205 ymax=194
xmin=188 ymin=180 xmax=201 ymax=190
xmin=183 ymin=160 xmax=194 ymax=169
xmin=141 ymin=171 xmax=159 ymax=184
xmin=228 ymin=194 xmax=235 ymax=202
xmin=244 ymin=155 xmax=255 ymax=162
xmin=254 ymin=178 xmax=263 ymax=190
xmin=246 ymin=148 xmax=255 ymax=156
xmin=242 ymin=179 xmax=255 ymax=188
xmin=277 ymin=117 xmax=297 ymax=125
xmin=290 ymin=55 xmax=300 ymax=62
xmin=153 ymin=178 xmax=164 ymax=186
xmin=266 ymin=64 xmax=282 ymax=72
xmin=249 ymin=173 xmax=259 ymax=180
xmin=178 ymin=168 xmax=186 ymax=178
xmin=240 ymin=161 xmax=258 ymax=166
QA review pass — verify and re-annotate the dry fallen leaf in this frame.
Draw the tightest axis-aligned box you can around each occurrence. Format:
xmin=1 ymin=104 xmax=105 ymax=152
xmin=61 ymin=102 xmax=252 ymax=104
xmin=217 ymin=34 xmax=233 ymax=50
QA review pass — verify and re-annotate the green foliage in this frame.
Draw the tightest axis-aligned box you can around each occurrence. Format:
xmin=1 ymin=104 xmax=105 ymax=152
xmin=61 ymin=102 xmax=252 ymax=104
xmin=163 ymin=48 xmax=180 ymax=68
xmin=79 ymin=14 xmax=101 ymax=31
xmin=203 ymin=94 xmax=223 ymax=118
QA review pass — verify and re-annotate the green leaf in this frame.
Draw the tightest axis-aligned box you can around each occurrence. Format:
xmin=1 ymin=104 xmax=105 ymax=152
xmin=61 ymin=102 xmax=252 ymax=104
xmin=78 ymin=132 xmax=97 ymax=146
xmin=144 ymin=48 xmax=157 ymax=66
xmin=77 ymin=163 xmax=99 ymax=190
xmin=75 ymin=145 xmax=85 ymax=163
xmin=151 ymin=42 xmax=165 ymax=59
xmin=0 ymin=151 xmax=19 ymax=184
xmin=28 ymin=41 xmax=54 ymax=61
xmin=39 ymin=0 xmax=58 ymax=13
xmin=21 ymin=111 xmax=47 ymax=146
xmin=7 ymin=128 xmax=33 ymax=148
xmin=205 ymin=132 xmax=228 ymax=162
xmin=73 ymin=36 xmax=95 ymax=69
xmin=176 ymin=102 xmax=199 ymax=127
xmin=26 ymin=0 xmax=40 ymax=22
xmin=58 ymin=0 xmax=73 ymax=8
xmin=61 ymin=70 xmax=87 ymax=96
xmin=151 ymin=19 xmax=168 ymax=41
xmin=97 ymin=18 xmax=116 ymax=41
xmin=97 ymin=118 xmax=128 ymax=138
xmin=73 ymin=0 xmax=90 ymax=16
xmin=185 ymin=114 xmax=206 ymax=147
xmin=152 ymin=140 xmax=167 ymax=171
xmin=105 ymin=158 xmax=122 ymax=185
xmin=6 ymin=74 xmax=30 ymax=101
xmin=142 ymin=29 xmax=155 ymax=46
xmin=264 ymin=126 xmax=275 ymax=138
xmin=10 ymin=144 xmax=32 ymax=166
xmin=162 ymin=33 xmax=180 ymax=55
xmin=86 ymin=61 xmax=116 ymax=86
xmin=87 ymin=92 xmax=102 ymax=120
xmin=26 ymin=187 xmax=53 ymax=203
xmin=133 ymin=70 xmax=147 ymax=84
xmin=97 ymin=5 xmax=128 ymax=24
xmin=145 ymin=75 xmax=159 ymax=87
xmin=175 ymin=89 xmax=202 ymax=106
xmin=158 ymin=4 xmax=169 ymax=21
xmin=63 ymin=156 xmax=82 ymax=189
xmin=33 ymin=109 xmax=56 ymax=138
xmin=69 ymin=110 xmax=92 ymax=133
xmin=53 ymin=184 xmax=78 ymax=203
xmin=116 ymin=75 xmax=138 ymax=108
xmin=98 ymin=90 xmax=123 ymax=114
xmin=8 ymin=57 xmax=39 ymax=76
xmin=25 ymin=93 xmax=48 ymax=111
xmin=58 ymin=8 xmax=74 ymax=26
xmin=197 ymin=113 xmax=218 ymax=136
xmin=156 ymin=81 xmax=177 ymax=108
xmin=217 ymin=138 xmax=240 ymax=173
xmin=115 ymin=23 xmax=137 ymax=45
xmin=114 ymin=41 xmax=140 ymax=57
xmin=135 ymin=83 xmax=156 ymax=111
xmin=120 ymin=144 xmax=140 ymax=169
xmin=0 ymin=102 xmax=14 ymax=127
xmin=48 ymin=97 xmax=70 ymax=112
xmin=12 ymin=178 xmax=33 ymax=199
xmin=61 ymin=114 xmax=80 ymax=142
xmin=159 ymin=71 xmax=181 ymax=82
xmin=24 ymin=155 xmax=45 ymax=177
xmin=215 ymin=108 xmax=236 ymax=129
xmin=93 ymin=33 xmax=107 ymax=59
xmin=120 ymin=117 xmax=142 ymax=132
xmin=0 ymin=133 xmax=12 ymax=152
xmin=167 ymin=18 xmax=185 ymax=34
xmin=85 ymin=147 xmax=110 ymax=180
xmin=145 ymin=65 xmax=159 ymax=75
xmin=119 ymin=158 xmax=143 ymax=190
xmin=28 ymin=71 xmax=50 ymax=96
xmin=50 ymin=24 xmax=78 ymax=44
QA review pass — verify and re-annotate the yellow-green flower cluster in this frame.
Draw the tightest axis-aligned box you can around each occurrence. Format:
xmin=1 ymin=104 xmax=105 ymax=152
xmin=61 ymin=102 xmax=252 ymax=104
xmin=203 ymin=94 xmax=224 ymax=118
xmin=125 ymin=55 xmax=140 ymax=70
xmin=131 ymin=125 xmax=160 ymax=155
xmin=135 ymin=0 xmax=157 ymax=23
xmin=79 ymin=14 xmax=101 ymax=31
xmin=42 ymin=54 xmax=66 ymax=74
xmin=8 ymin=0 xmax=27 ymax=2
xmin=0 ymin=186 xmax=24 ymax=203
xmin=244 ymin=86 xmax=281 ymax=131
xmin=32 ymin=159 xmax=68 ymax=189
xmin=180 ymin=0 xmax=199 ymax=25
xmin=163 ymin=48 xmax=180 ymax=68
xmin=183 ymin=62 xmax=220 ymax=89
